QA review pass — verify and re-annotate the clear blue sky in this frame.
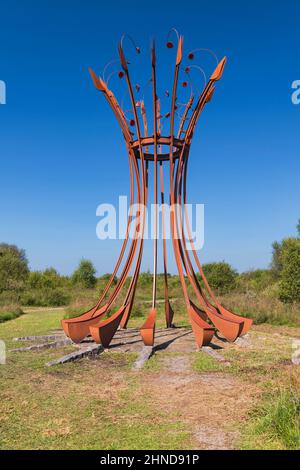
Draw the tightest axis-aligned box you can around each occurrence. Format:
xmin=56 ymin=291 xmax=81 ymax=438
xmin=0 ymin=0 xmax=299 ymax=275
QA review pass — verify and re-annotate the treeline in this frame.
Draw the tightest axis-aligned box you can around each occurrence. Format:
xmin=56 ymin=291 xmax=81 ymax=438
xmin=0 ymin=220 xmax=299 ymax=323
xmin=0 ymin=250 xmax=98 ymax=308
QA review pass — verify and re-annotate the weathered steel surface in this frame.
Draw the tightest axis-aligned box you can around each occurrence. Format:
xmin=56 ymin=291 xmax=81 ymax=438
xmin=64 ymin=32 xmax=252 ymax=352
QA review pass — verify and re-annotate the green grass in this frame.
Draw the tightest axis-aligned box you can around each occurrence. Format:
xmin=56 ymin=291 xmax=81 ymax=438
xmin=0 ymin=309 xmax=191 ymax=450
xmin=241 ymin=390 xmax=300 ymax=450
xmin=192 ymin=352 xmax=224 ymax=373
xmin=1 ymin=307 xmax=300 ymax=450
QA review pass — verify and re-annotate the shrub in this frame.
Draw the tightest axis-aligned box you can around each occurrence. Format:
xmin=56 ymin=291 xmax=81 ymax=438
xmin=72 ymin=260 xmax=97 ymax=289
xmin=138 ymin=271 xmax=152 ymax=287
xmin=201 ymin=262 xmax=238 ymax=294
xmin=278 ymin=238 xmax=300 ymax=303
xmin=238 ymin=269 xmax=277 ymax=293
xmin=220 ymin=291 xmax=300 ymax=326
xmin=0 ymin=305 xmax=25 ymax=323
xmin=130 ymin=302 xmax=144 ymax=318
xmin=21 ymin=288 xmax=70 ymax=307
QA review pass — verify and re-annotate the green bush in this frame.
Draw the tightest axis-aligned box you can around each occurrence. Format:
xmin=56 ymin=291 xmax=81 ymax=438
xmin=201 ymin=262 xmax=238 ymax=294
xmin=278 ymin=238 xmax=300 ymax=303
xmin=21 ymin=288 xmax=70 ymax=307
xmin=72 ymin=260 xmax=97 ymax=288
xmin=138 ymin=271 xmax=152 ymax=287
xmin=238 ymin=269 xmax=277 ymax=293
xmin=220 ymin=291 xmax=300 ymax=326
xmin=130 ymin=302 xmax=144 ymax=318
xmin=0 ymin=306 xmax=24 ymax=323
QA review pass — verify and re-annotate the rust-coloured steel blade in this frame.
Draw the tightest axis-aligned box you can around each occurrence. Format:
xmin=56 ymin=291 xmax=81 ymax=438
xmin=188 ymin=304 xmax=215 ymax=348
xmin=180 ymin=151 xmax=252 ymax=338
xmin=176 ymin=158 xmax=244 ymax=342
xmin=89 ymin=304 xmax=128 ymax=347
xmin=165 ymin=300 xmax=174 ymax=329
xmin=140 ymin=307 xmax=157 ymax=346
xmin=61 ymin=303 xmax=109 ymax=343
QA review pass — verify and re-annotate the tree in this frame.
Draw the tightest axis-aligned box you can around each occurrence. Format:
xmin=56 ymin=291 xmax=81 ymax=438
xmin=271 ymin=219 xmax=300 ymax=275
xmin=27 ymin=268 xmax=70 ymax=290
xmin=0 ymin=243 xmax=29 ymax=293
xmin=71 ymin=259 xmax=97 ymax=288
xmin=278 ymin=238 xmax=300 ymax=303
xmin=201 ymin=262 xmax=238 ymax=294
xmin=271 ymin=240 xmax=283 ymax=274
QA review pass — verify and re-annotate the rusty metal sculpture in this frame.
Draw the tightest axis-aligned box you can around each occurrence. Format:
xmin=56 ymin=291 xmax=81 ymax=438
xmin=62 ymin=31 xmax=252 ymax=349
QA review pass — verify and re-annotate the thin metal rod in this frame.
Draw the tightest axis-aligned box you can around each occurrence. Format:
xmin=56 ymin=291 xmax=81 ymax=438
xmin=151 ymin=43 xmax=158 ymax=308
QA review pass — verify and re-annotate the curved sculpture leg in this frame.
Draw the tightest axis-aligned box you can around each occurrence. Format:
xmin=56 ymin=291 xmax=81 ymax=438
xmin=213 ymin=304 xmax=252 ymax=336
xmin=165 ymin=300 xmax=174 ymax=328
xmin=202 ymin=306 xmax=243 ymax=342
xmin=180 ymin=153 xmax=253 ymax=338
xmin=89 ymin=304 xmax=128 ymax=347
xmin=172 ymin=160 xmax=242 ymax=343
xmin=62 ymin=305 xmax=101 ymax=334
xmin=61 ymin=303 xmax=109 ymax=343
xmin=119 ymin=298 xmax=133 ymax=329
xmin=140 ymin=307 xmax=156 ymax=346
xmin=188 ymin=304 xmax=215 ymax=348
xmin=172 ymin=150 xmax=249 ymax=343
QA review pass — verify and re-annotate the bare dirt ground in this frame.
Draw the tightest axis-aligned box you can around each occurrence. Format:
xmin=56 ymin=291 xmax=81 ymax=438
xmin=145 ymin=355 xmax=257 ymax=449
xmin=79 ymin=327 xmax=259 ymax=449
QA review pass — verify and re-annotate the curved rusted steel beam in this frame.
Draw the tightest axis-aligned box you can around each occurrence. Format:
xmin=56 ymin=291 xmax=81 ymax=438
xmin=165 ymin=35 xmax=214 ymax=347
xmin=90 ymin=158 xmax=149 ymax=346
xmin=151 ymin=42 xmax=158 ymax=311
xmin=169 ymin=59 xmax=245 ymax=343
xmin=173 ymin=151 xmax=243 ymax=342
xmin=174 ymin=54 xmax=252 ymax=338
xmin=177 ymin=95 xmax=194 ymax=139
xmin=121 ymin=159 xmax=149 ymax=328
xmin=62 ymin=63 xmax=150 ymax=342
xmin=181 ymin=152 xmax=252 ymax=336
xmin=172 ymin=76 xmax=251 ymax=341
xmin=159 ymin=161 xmax=174 ymax=328
xmin=90 ymin=77 xmax=150 ymax=342
xmin=89 ymin=304 xmax=129 ymax=347
xmin=62 ymin=71 xmax=140 ymax=340
xmin=139 ymin=44 xmax=159 ymax=345
xmin=62 ymin=150 xmax=142 ymax=343
xmin=174 ymin=97 xmax=245 ymax=343
xmin=66 ymin=36 xmax=251 ymax=350
xmin=184 ymin=57 xmax=227 ymax=144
